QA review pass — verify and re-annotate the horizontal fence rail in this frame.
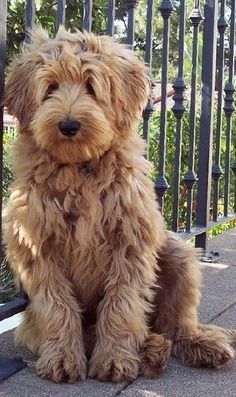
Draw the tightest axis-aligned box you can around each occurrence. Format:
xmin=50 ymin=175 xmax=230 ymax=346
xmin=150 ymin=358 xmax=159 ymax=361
xmin=0 ymin=0 xmax=236 ymax=326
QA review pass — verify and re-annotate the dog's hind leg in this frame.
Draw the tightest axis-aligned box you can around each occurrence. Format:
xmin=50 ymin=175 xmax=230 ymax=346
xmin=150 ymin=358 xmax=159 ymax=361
xmin=198 ymin=324 xmax=236 ymax=347
xmin=152 ymin=231 xmax=235 ymax=368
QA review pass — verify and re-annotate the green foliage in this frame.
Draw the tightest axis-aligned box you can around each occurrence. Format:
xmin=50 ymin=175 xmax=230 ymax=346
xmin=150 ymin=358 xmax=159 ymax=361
xmin=6 ymin=0 xmax=126 ymax=63
xmin=146 ymin=108 xmax=199 ymax=229
xmin=134 ymin=0 xmax=203 ymax=83
xmin=146 ymin=106 xmax=236 ymax=230
xmin=1 ymin=130 xmax=15 ymax=303
xmin=0 ymin=257 xmax=17 ymax=302
xmin=6 ymin=0 xmax=200 ymax=84
xmin=3 ymin=129 xmax=15 ymax=204
xmin=209 ymin=219 xmax=236 ymax=238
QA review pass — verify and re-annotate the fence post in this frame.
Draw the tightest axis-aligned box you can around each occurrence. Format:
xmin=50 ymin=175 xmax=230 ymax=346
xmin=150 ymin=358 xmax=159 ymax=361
xmin=155 ymin=0 xmax=173 ymax=212
xmin=56 ymin=0 xmax=66 ymax=32
xmin=171 ymin=0 xmax=186 ymax=232
xmin=107 ymin=0 xmax=115 ymax=36
xmin=223 ymin=0 xmax=235 ymax=217
xmin=212 ymin=0 xmax=227 ymax=221
xmin=25 ymin=0 xmax=35 ymax=44
xmin=83 ymin=0 xmax=93 ymax=32
xmin=142 ymin=0 xmax=154 ymax=154
xmin=183 ymin=2 xmax=203 ymax=232
xmin=126 ymin=0 xmax=138 ymax=49
xmin=195 ymin=0 xmax=218 ymax=250
xmin=0 ymin=0 xmax=27 ymax=380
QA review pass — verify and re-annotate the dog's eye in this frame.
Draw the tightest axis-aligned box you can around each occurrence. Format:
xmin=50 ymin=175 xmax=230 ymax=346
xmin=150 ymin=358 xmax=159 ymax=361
xmin=86 ymin=81 xmax=95 ymax=96
xmin=43 ymin=82 xmax=59 ymax=101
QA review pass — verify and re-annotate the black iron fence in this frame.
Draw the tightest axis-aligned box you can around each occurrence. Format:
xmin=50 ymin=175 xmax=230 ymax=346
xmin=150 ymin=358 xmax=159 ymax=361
xmin=0 ymin=0 xmax=235 ymax=323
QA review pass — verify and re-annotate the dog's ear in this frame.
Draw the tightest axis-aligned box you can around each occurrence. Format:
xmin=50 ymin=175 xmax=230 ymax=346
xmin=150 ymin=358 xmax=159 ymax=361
xmin=3 ymin=53 xmax=42 ymax=133
xmin=3 ymin=26 xmax=47 ymax=133
xmin=99 ymin=38 xmax=150 ymax=134
xmin=115 ymin=54 xmax=150 ymax=133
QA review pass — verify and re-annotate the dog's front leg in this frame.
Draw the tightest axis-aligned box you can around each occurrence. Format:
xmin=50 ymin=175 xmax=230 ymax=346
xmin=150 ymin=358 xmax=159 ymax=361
xmin=88 ymin=247 xmax=171 ymax=382
xmin=88 ymin=278 xmax=145 ymax=381
xmin=18 ymin=260 xmax=87 ymax=383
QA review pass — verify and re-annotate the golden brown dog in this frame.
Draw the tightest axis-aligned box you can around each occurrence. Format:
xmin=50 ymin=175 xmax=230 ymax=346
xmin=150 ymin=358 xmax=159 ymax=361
xmin=3 ymin=27 xmax=236 ymax=383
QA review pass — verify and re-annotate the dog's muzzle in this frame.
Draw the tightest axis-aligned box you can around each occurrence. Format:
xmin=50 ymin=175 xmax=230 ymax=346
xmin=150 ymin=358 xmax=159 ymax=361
xmin=59 ymin=119 xmax=81 ymax=137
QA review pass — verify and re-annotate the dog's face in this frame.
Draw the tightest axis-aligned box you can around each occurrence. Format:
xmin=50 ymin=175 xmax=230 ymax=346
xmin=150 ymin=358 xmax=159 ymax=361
xmin=4 ymin=27 xmax=149 ymax=163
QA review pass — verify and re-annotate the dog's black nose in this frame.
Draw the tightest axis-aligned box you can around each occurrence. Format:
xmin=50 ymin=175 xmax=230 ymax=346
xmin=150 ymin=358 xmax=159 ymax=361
xmin=58 ymin=119 xmax=81 ymax=137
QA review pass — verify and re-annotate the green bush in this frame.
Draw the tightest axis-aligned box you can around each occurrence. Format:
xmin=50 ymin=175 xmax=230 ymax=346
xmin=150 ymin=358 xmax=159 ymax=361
xmin=3 ymin=129 xmax=15 ymax=204
xmin=144 ymin=106 xmax=236 ymax=231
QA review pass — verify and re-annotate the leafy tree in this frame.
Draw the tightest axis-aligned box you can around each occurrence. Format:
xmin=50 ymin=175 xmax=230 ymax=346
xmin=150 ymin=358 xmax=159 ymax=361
xmin=7 ymin=0 xmax=198 ymax=79
xmin=7 ymin=0 xmax=125 ymax=63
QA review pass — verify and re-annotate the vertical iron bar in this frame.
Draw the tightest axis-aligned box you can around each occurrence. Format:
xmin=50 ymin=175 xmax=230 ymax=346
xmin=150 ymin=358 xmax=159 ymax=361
xmin=25 ymin=0 xmax=35 ymax=44
xmin=0 ymin=0 xmax=6 ymax=257
xmin=184 ymin=2 xmax=203 ymax=232
xmin=223 ymin=0 xmax=235 ymax=217
xmin=126 ymin=0 xmax=138 ymax=48
xmin=232 ymin=0 xmax=236 ymax=215
xmin=212 ymin=0 xmax=228 ymax=221
xmin=56 ymin=0 xmax=66 ymax=32
xmin=142 ymin=100 xmax=154 ymax=156
xmin=235 ymin=172 xmax=236 ymax=213
xmin=142 ymin=0 xmax=154 ymax=155
xmin=107 ymin=0 xmax=115 ymax=36
xmin=224 ymin=115 xmax=232 ymax=216
xmin=83 ymin=0 xmax=93 ymax=32
xmin=171 ymin=0 xmax=186 ymax=232
xmin=144 ymin=0 xmax=154 ymax=65
xmin=196 ymin=0 xmax=218 ymax=250
xmin=155 ymin=0 xmax=173 ymax=212
xmin=233 ymin=160 xmax=236 ymax=212
xmin=233 ymin=144 xmax=236 ymax=212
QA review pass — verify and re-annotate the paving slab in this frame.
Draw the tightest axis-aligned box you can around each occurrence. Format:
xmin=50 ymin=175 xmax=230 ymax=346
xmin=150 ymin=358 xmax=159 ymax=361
xmin=121 ymin=229 xmax=236 ymax=397
xmin=121 ymin=303 xmax=236 ymax=397
xmin=0 ymin=329 xmax=36 ymax=364
xmin=199 ymin=229 xmax=236 ymax=322
xmin=0 ymin=382 xmax=50 ymax=397
xmin=206 ymin=227 xmax=236 ymax=268
xmin=213 ymin=304 xmax=236 ymax=328
xmin=0 ymin=367 xmax=127 ymax=397
xmin=120 ymin=359 xmax=236 ymax=397
xmin=0 ymin=330 xmax=127 ymax=397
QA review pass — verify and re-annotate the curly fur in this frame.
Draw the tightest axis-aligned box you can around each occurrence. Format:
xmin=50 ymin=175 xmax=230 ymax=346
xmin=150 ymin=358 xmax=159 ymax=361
xmin=3 ymin=27 xmax=235 ymax=383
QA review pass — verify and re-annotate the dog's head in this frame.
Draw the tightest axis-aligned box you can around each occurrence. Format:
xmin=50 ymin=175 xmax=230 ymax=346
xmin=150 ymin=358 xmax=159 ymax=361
xmin=4 ymin=27 xmax=149 ymax=163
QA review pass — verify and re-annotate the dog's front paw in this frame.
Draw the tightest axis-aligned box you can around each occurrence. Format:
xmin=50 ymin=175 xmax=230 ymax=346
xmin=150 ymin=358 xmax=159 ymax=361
xmin=36 ymin=342 xmax=87 ymax=383
xmin=89 ymin=346 xmax=139 ymax=382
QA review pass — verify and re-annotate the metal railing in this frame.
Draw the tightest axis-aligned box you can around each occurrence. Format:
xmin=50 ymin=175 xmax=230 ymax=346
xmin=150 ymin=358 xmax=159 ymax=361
xmin=0 ymin=0 xmax=235 ymax=325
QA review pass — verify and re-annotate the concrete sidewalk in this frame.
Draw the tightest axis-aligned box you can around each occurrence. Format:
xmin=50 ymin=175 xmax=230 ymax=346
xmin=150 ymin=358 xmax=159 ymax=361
xmin=0 ymin=228 xmax=236 ymax=397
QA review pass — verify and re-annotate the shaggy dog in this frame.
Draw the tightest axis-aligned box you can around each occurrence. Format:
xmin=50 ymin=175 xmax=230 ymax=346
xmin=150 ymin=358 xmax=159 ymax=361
xmin=3 ymin=27 xmax=236 ymax=383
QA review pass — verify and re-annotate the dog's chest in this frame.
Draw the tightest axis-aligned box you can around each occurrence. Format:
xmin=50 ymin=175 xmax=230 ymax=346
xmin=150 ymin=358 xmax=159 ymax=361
xmin=45 ymin=165 xmax=105 ymax=238
xmin=43 ymin=168 xmax=111 ymax=305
